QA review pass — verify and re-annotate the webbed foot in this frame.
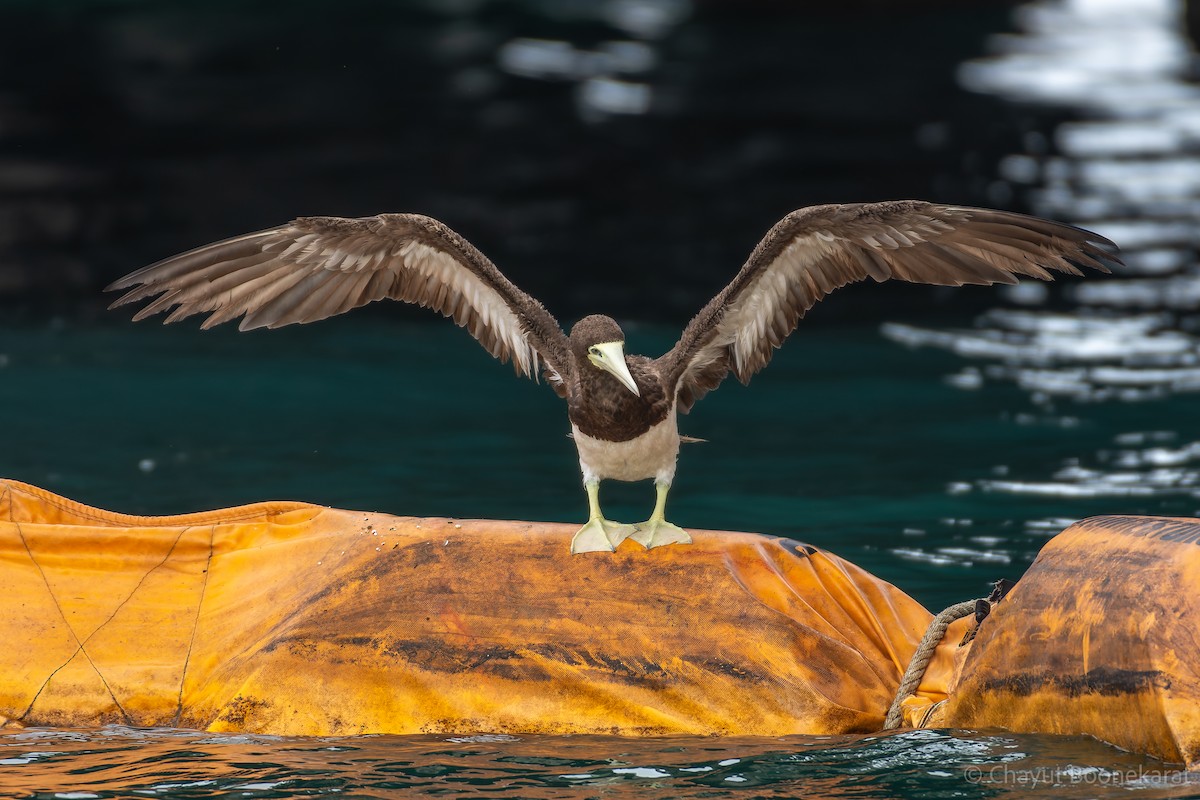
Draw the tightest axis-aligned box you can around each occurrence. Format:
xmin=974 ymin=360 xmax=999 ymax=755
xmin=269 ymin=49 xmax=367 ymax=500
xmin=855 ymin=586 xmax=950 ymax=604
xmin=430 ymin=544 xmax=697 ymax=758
xmin=571 ymin=517 xmax=638 ymax=554
xmin=630 ymin=518 xmax=692 ymax=549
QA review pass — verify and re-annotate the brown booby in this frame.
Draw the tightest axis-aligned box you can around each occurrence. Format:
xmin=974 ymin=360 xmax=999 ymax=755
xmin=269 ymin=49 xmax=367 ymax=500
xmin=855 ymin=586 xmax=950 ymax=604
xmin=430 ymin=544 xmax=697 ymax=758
xmin=106 ymin=201 xmax=1118 ymax=553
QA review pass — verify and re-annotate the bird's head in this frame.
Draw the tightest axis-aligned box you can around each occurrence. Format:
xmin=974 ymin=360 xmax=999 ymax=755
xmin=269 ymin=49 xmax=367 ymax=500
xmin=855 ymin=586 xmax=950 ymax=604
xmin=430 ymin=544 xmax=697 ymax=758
xmin=569 ymin=315 xmax=639 ymax=397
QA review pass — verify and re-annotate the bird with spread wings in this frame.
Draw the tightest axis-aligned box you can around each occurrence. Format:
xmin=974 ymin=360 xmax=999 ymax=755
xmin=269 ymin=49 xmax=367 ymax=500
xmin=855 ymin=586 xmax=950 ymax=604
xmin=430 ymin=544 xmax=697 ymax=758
xmin=108 ymin=201 xmax=1118 ymax=553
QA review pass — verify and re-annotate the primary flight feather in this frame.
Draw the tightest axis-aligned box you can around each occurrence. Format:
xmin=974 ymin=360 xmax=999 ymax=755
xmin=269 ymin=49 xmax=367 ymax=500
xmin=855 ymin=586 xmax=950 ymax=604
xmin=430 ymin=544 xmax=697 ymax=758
xmin=107 ymin=201 xmax=1119 ymax=553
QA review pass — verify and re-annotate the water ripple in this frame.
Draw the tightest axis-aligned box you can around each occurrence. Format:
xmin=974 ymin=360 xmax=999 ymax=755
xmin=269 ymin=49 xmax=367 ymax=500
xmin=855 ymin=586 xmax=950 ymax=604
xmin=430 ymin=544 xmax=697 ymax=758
xmin=883 ymin=310 xmax=1200 ymax=402
xmin=2 ymin=726 xmax=1193 ymax=799
xmin=919 ymin=0 xmax=1200 ymax=418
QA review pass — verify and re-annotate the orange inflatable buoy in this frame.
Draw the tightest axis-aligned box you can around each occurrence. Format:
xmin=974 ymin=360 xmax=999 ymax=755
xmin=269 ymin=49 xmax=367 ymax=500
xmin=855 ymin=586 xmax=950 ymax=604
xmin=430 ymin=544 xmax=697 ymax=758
xmin=915 ymin=515 xmax=1200 ymax=769
xmin=0 ymin=479 xmax=940 ymax=736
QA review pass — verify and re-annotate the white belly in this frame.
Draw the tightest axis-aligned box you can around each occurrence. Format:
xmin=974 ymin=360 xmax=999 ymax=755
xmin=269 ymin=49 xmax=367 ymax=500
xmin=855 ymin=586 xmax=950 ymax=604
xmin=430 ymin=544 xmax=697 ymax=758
xmin=571 ymin=410 xmax=680 ymax=485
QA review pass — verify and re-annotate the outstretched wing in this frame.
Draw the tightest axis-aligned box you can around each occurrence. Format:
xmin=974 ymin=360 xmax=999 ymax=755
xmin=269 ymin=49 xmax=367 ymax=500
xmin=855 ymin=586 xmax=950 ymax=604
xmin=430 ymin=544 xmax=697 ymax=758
xmin=657 ymin=201 xmax=1120 ymax=413
xmin=107 ymin=214 xmax=572 ymax=383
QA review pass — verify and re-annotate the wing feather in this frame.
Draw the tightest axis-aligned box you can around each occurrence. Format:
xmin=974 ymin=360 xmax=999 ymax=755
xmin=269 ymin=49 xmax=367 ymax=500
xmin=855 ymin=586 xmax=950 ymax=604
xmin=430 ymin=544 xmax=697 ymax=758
xmin=242 ymin=269 xmax=338 ymax=330
xmin=107 ymin=214 xmax=571 ymax=382
xmin=657 ymin=201 xmax=1120 ymax=413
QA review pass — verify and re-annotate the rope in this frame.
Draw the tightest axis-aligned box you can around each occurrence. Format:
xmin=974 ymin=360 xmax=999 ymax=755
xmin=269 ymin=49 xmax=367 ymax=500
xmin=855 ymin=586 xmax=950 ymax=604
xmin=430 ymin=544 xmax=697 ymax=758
xmin=882 ymin=599 xmax=981 ymax=730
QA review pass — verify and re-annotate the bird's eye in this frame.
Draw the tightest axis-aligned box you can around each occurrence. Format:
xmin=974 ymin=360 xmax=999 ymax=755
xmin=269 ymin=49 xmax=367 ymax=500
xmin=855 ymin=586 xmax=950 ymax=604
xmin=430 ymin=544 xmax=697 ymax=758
xmin=589 ymin=346 xmax=601 ymax=357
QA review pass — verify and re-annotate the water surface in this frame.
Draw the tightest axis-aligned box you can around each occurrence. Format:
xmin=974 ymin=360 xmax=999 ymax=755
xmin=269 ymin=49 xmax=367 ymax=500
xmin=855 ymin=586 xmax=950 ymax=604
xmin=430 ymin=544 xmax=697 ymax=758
xmin=3 ymin=726 xmax=1198 ymax=799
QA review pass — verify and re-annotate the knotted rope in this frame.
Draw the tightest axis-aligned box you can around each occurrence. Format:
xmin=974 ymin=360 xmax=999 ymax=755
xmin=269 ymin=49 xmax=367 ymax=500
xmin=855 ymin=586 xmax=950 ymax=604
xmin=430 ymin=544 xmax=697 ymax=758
xmin=882 ymin=599 xmax=982 ymax=730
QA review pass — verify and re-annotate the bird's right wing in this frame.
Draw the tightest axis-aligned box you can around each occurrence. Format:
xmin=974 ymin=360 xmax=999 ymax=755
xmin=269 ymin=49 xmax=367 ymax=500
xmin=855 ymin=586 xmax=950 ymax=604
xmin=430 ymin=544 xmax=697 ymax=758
xmin=107 ymin=214 xmax=573 ymax=386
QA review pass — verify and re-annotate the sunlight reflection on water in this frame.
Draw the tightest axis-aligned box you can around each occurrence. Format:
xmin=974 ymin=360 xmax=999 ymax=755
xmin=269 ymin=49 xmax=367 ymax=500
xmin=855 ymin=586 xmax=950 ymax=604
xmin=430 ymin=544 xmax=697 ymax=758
xmin=887 ymin=0 xmax=1200 ymax=514
xmin=883 ymin=310 xmax=1200 ymax=402
xmin=961 ymin=0 xmax=1200 ymax=308
xmin=878 ymin=0 xmax=1200 ymax=576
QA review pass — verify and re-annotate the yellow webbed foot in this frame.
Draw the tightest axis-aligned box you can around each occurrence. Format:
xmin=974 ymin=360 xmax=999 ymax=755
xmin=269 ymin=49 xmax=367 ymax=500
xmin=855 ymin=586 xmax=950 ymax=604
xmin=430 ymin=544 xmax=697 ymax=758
xmin=629 ymin=481 xmax=691 ymax=549
xmin=571 ymin=518 xmax=638 ymax=554
xmin=630 ymin=518 xmax=691 ymax=549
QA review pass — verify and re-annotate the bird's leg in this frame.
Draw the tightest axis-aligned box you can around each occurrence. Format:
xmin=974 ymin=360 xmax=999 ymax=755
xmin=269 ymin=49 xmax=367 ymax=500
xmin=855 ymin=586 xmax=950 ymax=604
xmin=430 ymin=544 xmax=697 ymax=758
xmin=630 ymin=481 xmax=691 ymax=549
xmin=571 ymin=480 xmax=638 ymax=554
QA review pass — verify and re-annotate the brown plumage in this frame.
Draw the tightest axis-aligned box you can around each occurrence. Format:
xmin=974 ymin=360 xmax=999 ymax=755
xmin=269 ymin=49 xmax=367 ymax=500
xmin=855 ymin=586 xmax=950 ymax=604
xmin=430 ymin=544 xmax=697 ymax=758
xmin=106 ymin=201 xmax=1120 ymax=552
xmin=566 ymin=315 xmax=671 ymax=441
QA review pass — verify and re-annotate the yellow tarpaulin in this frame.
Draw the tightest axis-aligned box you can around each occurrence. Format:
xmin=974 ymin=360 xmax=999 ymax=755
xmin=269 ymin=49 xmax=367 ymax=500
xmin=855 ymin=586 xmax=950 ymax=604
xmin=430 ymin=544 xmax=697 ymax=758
xmin=924 ymin=515 xmax=1200 ymax=768
xmin=0 ymin=479 xmax=936 ymax=736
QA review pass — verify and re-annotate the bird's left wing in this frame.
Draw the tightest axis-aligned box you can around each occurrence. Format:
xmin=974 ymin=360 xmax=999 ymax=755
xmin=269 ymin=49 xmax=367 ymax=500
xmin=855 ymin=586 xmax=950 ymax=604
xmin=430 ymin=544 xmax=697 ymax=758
xmin=107 ymin=214 xmax=572 ymax=383
xmin=656 ymin=201 xmax=1120 ymax=413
